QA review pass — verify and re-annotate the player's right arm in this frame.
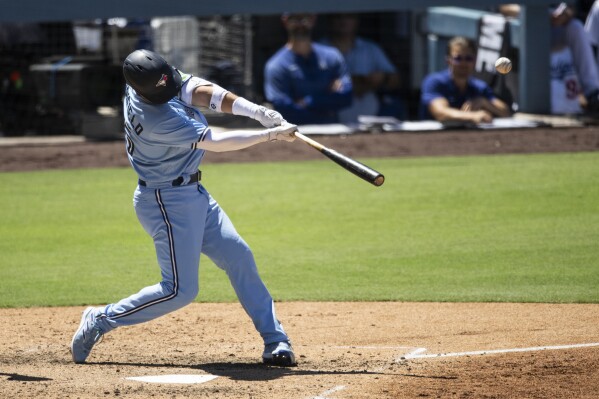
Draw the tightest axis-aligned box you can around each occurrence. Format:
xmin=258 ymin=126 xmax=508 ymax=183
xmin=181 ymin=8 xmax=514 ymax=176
xmin=181 ymin=76 xmax=285 ymax=128
xmin=147 ymin=76 xmax=296 ymax=152
xmin=149 ymin=108 xmax=297 ymax=152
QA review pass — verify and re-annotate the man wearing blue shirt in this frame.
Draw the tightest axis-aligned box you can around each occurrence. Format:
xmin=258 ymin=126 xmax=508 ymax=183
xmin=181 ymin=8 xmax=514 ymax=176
xmin=264 ymin=13 xmax=353 ymax=125
xmin=420 ymin=36 xmax=510 ymax=123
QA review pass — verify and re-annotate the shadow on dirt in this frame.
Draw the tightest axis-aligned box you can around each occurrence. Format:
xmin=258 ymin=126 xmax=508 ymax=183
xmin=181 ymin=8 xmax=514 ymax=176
xmin=195 ymin=362 xmax=385 ymax=381
xmin=400 ymin=373 xmax=458 ymax=380
xmin=0 ymin=372 xmax=53 ymax=382
xmin=92 ymin=361 xmax=385 ymax=381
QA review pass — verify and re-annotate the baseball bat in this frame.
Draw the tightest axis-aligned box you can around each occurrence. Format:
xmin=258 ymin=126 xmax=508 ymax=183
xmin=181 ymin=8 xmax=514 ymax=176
xmin=293 ymin=131 xmax=385 ymax=187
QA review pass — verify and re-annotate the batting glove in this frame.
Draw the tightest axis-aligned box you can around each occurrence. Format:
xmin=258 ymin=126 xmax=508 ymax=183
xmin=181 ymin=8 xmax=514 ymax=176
xmin=255 ymin=106 xmax=286 ymax=128
xmin=267 ymin=122 xmax=297 ymax=142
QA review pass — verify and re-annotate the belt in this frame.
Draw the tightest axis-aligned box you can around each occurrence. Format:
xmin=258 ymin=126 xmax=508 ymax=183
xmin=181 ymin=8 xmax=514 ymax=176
xmin=139 ymin=171 xmax=201 ymax=187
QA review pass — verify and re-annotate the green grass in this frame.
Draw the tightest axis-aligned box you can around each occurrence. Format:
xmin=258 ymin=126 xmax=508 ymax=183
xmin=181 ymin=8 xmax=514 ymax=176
xmin=0 ymin=151 xmax=598 ymax=307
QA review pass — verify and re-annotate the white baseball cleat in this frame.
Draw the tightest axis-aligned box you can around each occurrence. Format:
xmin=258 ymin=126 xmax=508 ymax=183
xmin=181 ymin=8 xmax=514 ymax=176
xmin=70 ymin=306 xmax=104 ymax=363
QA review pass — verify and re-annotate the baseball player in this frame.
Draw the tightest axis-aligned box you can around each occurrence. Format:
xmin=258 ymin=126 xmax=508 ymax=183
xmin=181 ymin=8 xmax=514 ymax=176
xmin=70 ymin=50 xmax=297 ymax=367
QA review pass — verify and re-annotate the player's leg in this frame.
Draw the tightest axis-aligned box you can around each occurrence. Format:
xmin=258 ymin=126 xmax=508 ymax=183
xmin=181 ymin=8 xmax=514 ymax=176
xmin=198 ymin=186 xmax=290 ymax=346
xmin=96 ymin=185 xmax=207 ymax=331
xmin=72 ymin=185 xmax=208 ymax=362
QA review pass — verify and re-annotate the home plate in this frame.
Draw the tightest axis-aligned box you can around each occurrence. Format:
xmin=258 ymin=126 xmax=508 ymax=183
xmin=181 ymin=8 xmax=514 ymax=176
xmin=126 ymin=374 xmax=218 ymax=384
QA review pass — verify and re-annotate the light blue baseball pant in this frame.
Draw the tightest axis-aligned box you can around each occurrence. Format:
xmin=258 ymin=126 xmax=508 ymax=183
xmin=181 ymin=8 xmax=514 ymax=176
xmin=95 ymin=182 xmax=289 ymax=345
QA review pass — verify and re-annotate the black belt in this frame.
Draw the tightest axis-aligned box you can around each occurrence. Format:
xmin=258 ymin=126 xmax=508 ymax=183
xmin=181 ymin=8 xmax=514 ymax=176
xmin=139 ymin=171 xmax=201 ymax=187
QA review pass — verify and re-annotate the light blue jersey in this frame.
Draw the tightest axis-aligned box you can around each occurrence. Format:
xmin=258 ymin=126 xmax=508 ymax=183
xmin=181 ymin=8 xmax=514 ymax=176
xmin=123 ymin=84 xmax=208 ymax=187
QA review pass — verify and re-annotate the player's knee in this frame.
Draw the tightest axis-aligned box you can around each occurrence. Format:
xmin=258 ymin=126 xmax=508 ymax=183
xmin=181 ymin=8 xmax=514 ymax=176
xmin=160 ymin=280 xmax=198 ymax=307
xmin=212 ymin=239 xmax=252 ymax=266
xmin=177 ymin=285 xmax=199 ymax=304
xmin=231 ymin=240 xmax=254 ymax=260
xmin=237 ymin=245 xmax=255 ymax=263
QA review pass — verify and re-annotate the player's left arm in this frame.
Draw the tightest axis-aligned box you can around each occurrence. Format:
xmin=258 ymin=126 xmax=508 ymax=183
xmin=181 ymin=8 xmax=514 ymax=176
xmin=181 ymin=76 xmax=285 ymax=128
xmin=194 ymin=123 xmax=297 ymax=152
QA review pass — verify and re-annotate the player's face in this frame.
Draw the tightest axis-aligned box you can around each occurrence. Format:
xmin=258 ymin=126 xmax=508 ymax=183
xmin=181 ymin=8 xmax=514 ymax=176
xmin=447 ymin=45 xmax=476 ymax=79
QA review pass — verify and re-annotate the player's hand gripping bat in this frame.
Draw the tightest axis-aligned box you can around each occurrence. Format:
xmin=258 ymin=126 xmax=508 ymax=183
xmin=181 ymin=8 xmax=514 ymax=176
xmin=293 ymin=131 xmax=385 ymax=187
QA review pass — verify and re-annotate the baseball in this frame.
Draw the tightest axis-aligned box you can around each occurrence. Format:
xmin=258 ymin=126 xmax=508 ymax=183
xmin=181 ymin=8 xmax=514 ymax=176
xmin=495 ymin=57 xmax=512 ymax=74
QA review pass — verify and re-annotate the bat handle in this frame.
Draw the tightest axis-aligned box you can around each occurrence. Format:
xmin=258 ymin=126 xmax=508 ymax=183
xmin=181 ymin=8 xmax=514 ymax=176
xmin=294 ymin=131 xmax=325 ymax=151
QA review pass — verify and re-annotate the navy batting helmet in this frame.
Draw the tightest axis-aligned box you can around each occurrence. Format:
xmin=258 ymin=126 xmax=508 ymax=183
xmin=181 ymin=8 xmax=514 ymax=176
xmin=123 ymin=50 xmax=182 ymax=104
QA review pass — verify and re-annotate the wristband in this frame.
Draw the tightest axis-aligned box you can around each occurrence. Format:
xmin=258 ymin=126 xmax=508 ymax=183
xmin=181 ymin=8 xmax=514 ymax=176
xmin=209 ymin=85 xmax=230 ymax=113
xmin=232 ymin=97 xmax=260 ymax=119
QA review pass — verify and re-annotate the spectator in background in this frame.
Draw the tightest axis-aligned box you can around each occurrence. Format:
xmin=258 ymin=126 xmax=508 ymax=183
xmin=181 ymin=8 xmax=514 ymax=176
xmin=322 ymin=13 xmax=404 ymax=123
xmin=500 ymin=3 xmax=599 ymax=113
xmin=264 ymin=13 xmax=352 ymax=125
xmin=420 ymin=36 xmax=511 ymax=123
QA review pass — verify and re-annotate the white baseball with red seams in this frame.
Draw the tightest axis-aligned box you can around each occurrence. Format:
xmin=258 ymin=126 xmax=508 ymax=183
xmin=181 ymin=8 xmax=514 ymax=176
xmin=495 ymin=57 xmax=512 ymax=74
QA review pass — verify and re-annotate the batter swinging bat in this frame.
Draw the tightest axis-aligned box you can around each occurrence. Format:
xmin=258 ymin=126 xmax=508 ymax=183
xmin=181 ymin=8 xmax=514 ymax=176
xmin=293 ymin=131 xmax=385 ymax=187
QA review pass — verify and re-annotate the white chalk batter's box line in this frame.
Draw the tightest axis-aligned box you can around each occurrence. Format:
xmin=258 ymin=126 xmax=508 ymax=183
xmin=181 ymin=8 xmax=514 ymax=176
xmin=309 ymin=343 xmax=599 ymax=399
xmin=399 ymin=342 xmax=599 ymax=361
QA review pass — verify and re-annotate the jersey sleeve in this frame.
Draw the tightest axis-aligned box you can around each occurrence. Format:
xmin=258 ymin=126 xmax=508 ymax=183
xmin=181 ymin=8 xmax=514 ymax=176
xmin=180 ymin=76 xmax=213 ymax=105
xmin=264 ymin=61 xmax=296 ymax=109
xmin=420 ymin=73 xmax=445 ymax=106
xmin=264 ymin=60 xmax=312 ymax=122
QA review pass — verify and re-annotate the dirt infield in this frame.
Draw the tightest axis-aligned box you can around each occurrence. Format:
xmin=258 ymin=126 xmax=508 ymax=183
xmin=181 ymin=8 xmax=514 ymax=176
xmin=0 ymin=303 xmax=598 ymax=398
xmin=1 ymin=127 xmax=599 ymax=398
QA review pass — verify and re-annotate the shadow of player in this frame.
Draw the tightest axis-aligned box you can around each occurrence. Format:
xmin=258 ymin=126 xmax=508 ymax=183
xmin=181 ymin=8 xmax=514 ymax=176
xmin=0 ymin=372 xmax=52 ymax=382
xmin=193 ymin=362 xmax=384 ymax=381
xmin=91 ymin=360 xmax=385 ymax=382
